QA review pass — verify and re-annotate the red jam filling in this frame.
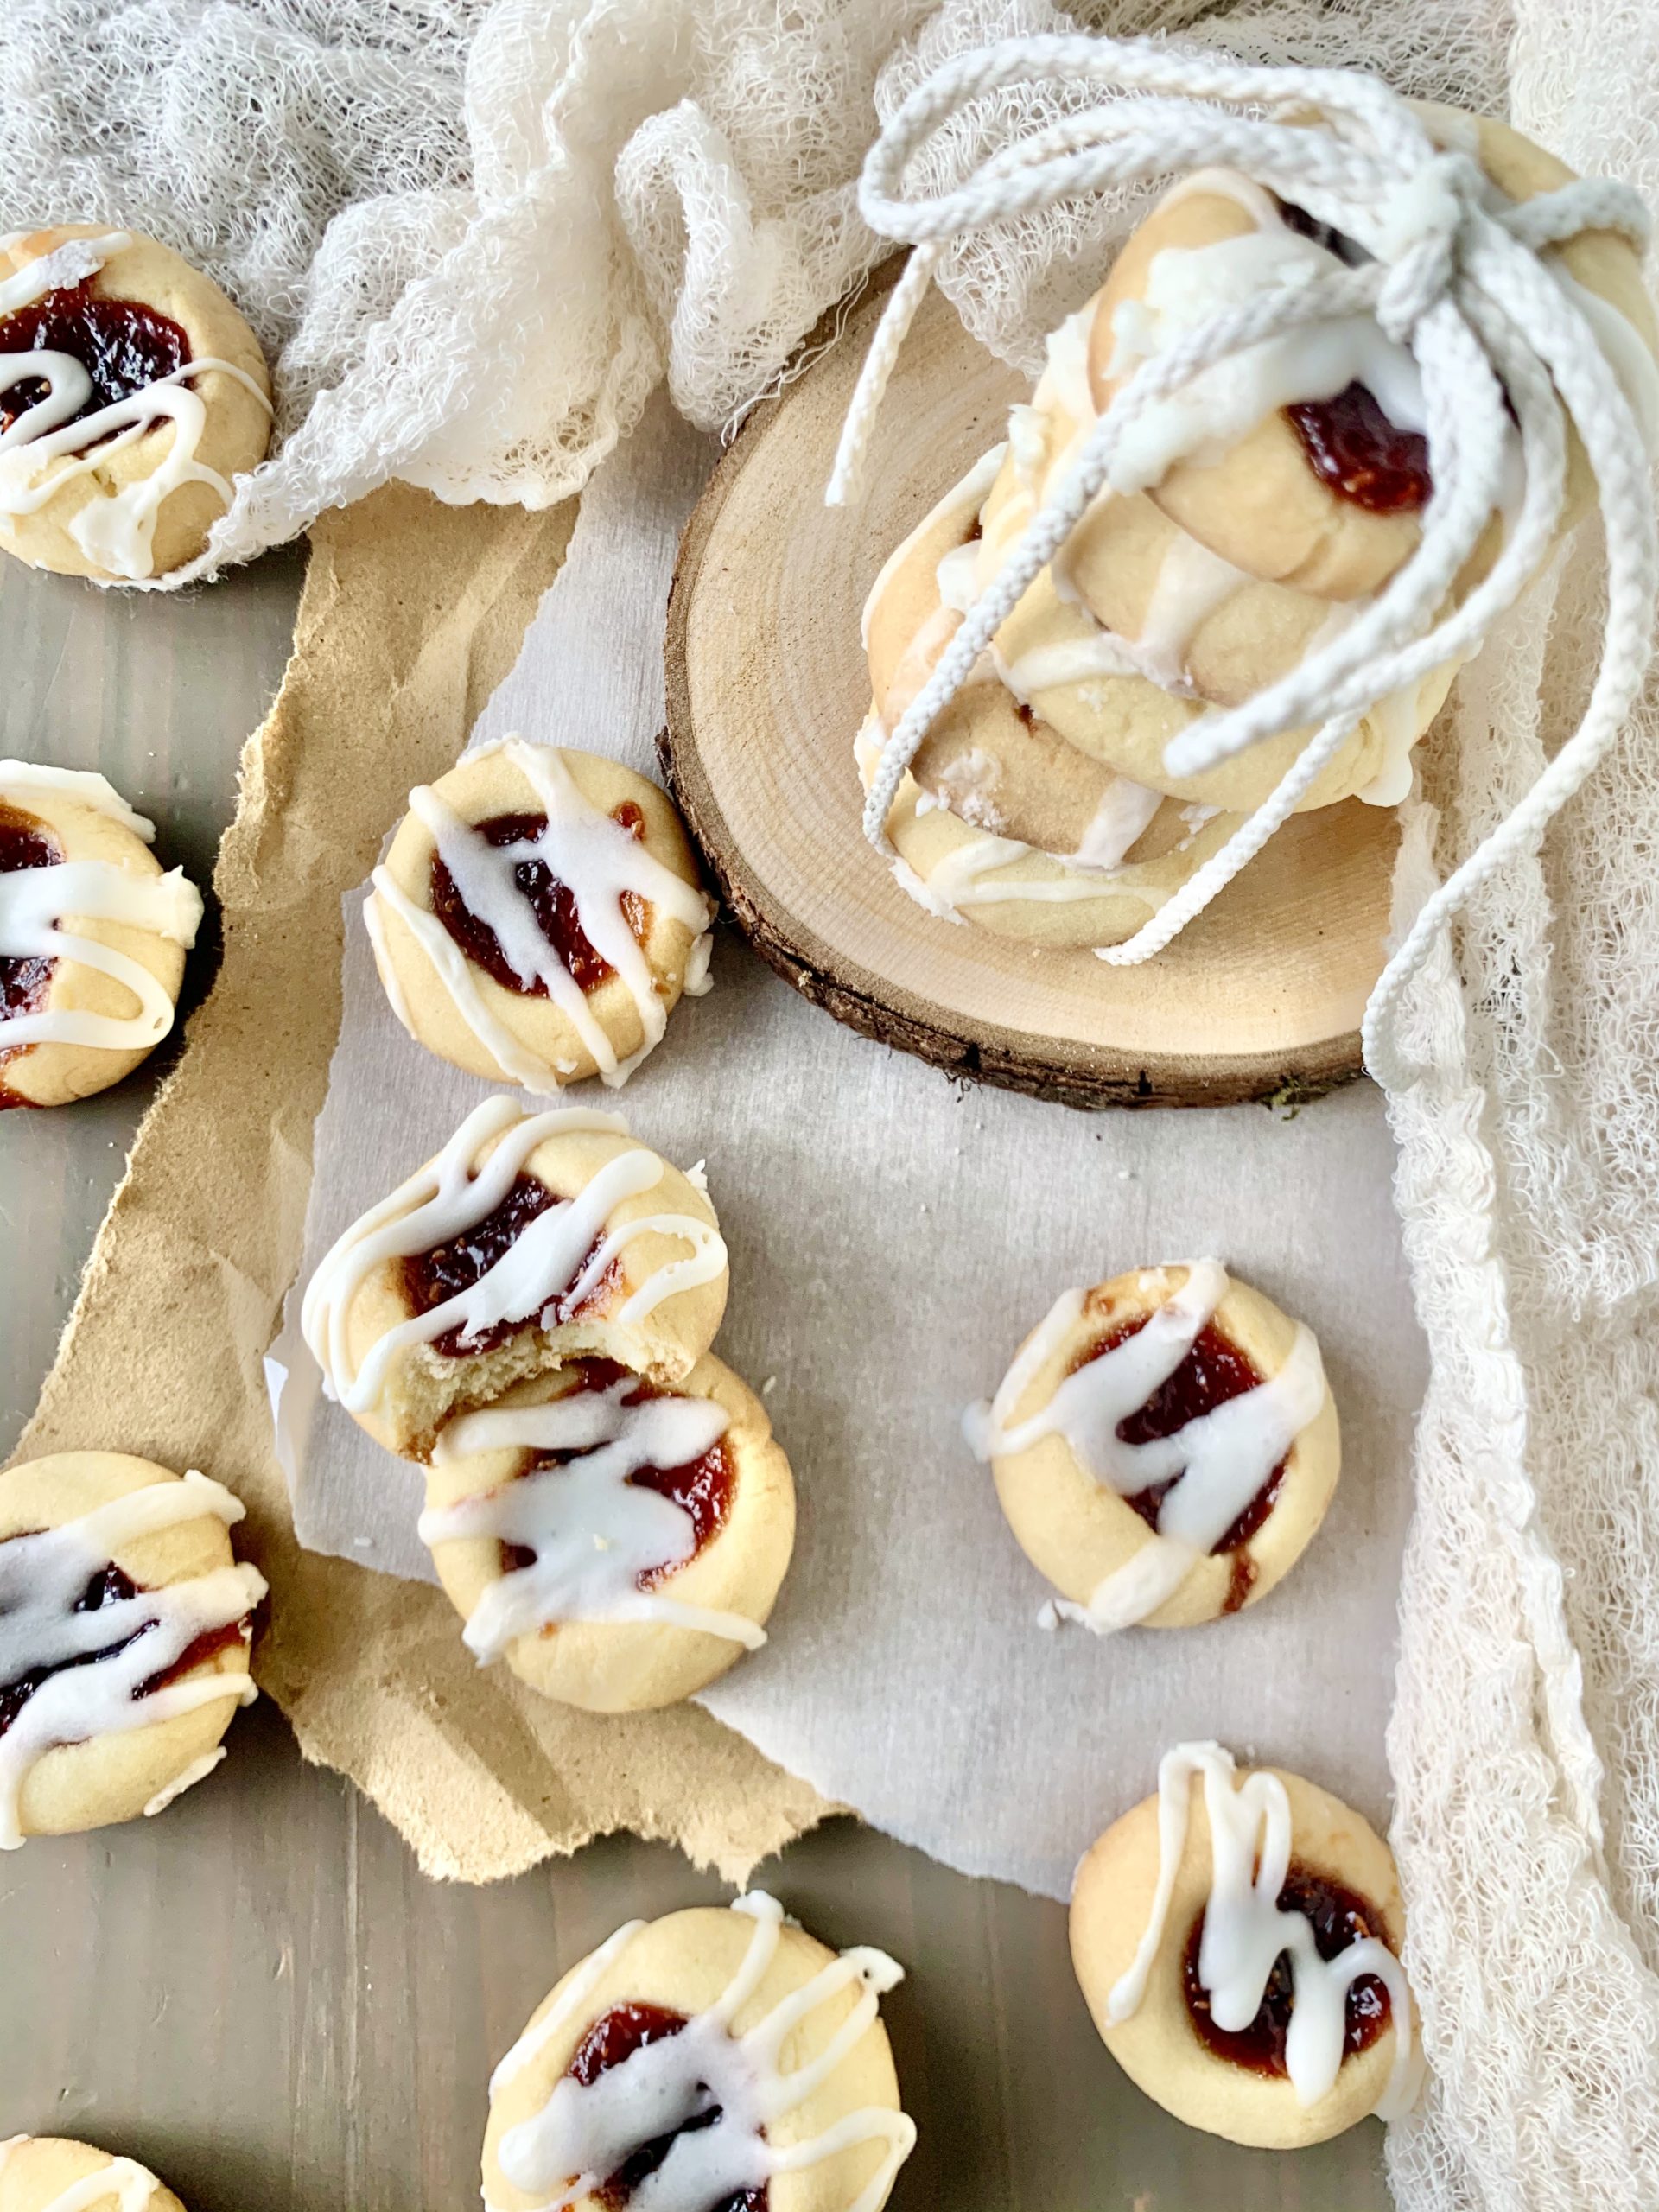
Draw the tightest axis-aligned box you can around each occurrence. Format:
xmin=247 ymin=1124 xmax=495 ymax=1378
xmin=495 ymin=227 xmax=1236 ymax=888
xmin=0 ymin=282 xmax=189 ymax=439
xmin=429 ymin=800 xmax=650 ymax=999
xmin=0 ymin=1553 xmax=247 ymax=1738
xmin=1286 ymin=384 xmax=1431 ymax=515
xmin=1073 ymin=1299 xmax=1286 ymax=1611
xmin=565 ymin=2002 xmax=766 ymax=2212
xmin=501 ymin=1359 xmax=736 ymax=1592
xmin=632 ymin=1437 xmax=735 ymax=1587
xmin=400 ymin=1174 xmax=615 ymax=1360
xmin=1182 ymin=1865 xmax=1393 ymax=2074
xmin=0 ymin=800 xmax=60 ymax=1106
xmin=1272 ymin=201 xmax=1432 ymax=514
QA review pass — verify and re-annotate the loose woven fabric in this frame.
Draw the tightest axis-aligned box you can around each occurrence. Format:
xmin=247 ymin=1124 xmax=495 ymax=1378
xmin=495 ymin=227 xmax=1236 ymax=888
xmin=6 ymin=2 xmax=1659 ymax=2206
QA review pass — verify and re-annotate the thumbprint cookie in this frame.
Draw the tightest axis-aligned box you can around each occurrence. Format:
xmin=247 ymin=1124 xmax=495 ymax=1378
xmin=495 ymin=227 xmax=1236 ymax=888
xmin=367 ymin=740 xmax=714 ymax=1095
xmin=0 ymin=226 xmax=270 ymax=583
xmin=1071 ymin=1741 xmax=1418 ymax=2146
xmin=0 ymin=1452 xmax=264 ymax=1847
xmin=966 ymin=1262 xmax=1339 ymax=1631
xmin=484 ymin=1893 xmax=915 ymax=2212
xmin=0 ymin=761 xmax=201 ymax=1108
xmin=0 ymin=2138 xmax=188 ymax=2212
xmin=302 ymin=1094 xmax=728 ymax=1460
xmin=420 ymin=1353 xmax=794 ymax=1712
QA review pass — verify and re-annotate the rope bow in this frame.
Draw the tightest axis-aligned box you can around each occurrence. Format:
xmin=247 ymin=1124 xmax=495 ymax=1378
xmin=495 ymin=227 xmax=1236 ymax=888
xmin=829 ymin=35 xmax=1656 ymax=1081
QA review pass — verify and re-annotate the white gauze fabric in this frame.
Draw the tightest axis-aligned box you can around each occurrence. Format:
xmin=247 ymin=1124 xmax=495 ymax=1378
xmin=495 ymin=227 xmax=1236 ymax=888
xmin=12 ymin=2 xmax=1659 ymax=2208
xmin=1376 ymin=8 xmax=1659 ymax=2203
xmin=0 ymin=0 xmax=938 ymax=580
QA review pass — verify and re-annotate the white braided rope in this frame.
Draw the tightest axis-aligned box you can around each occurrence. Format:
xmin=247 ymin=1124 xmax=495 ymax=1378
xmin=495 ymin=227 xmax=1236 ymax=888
xmin=830 ymin=33 xmax=1656 ymax=1042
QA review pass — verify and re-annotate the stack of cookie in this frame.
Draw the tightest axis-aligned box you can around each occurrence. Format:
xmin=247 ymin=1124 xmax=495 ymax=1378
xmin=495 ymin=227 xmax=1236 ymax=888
xmin=858 ymin=111 xmax=1658 ymax=951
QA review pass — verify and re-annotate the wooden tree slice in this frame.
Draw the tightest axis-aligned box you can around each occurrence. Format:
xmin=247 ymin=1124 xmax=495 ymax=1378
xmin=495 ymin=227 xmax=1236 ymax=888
xmin=663 ymin=270 xmax=1398 ymax=1109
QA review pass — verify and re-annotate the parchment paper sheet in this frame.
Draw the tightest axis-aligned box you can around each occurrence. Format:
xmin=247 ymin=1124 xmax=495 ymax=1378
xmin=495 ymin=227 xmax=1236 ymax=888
xmin=274 ymin=398 xmax=1426 ymax=1900
xmin=13 ymin=473 xmax=828 ymax=1883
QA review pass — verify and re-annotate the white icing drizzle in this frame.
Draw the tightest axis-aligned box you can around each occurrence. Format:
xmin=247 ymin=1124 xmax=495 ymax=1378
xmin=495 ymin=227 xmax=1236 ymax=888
xmin=372 ymin=740 xmax=713 ymax=1095
xmin=681 ymin=927 xmax=715 ymax=996
xmin=1069 ymin=778 xmax=1165 ymax=873
xmin=992 ymin=499 xmax=1254 ymax=703
xmin=0 ymin=761 xmax=202 ymax=1060
xmin=0 ymin=865 xmax=202 ymax=1057
xmin=300 ymin=1095 xmax=727 ymax=1417
xmin=1104 ymin=1741 xmax=1418 ymax=2119
xmin=1135 ymin=528 xmax=1255 ymax=688
xmin=0 ymin=232 xmax=130 ymax=313
xmin=896 ymin=811 xmax=1158 ymax=912
xmin=0 ymin=760 xmax=156 ymax=839
xmin=0 ymin=1469 xmax=264 ymax=1849
xmin=1005 ymin=400 xmax=1050 ymax=494
xmin=934 ymin=536 xmax=981 ymax=616
xmin=0 ymin=232 xmax=271 ymax=581
xmin=0 ymin=2141 xmax=168 ymax=2212
xmin=1359 ymin=680 xmax=1427 ymax=805
xmin=877 ymin=600 xmax=965 ymax=727
xmin=1279 ymin=598 xmax=1432 ymax=808
xmin=997 ymin=626 xmax=1153 ymax=700
xmin=489 ymin=1891 xmax=916 ymax=2212
xmin=963 ymin=1262 xmax=1325 ymax=1632
xmin=421 ymin=1376 xmax=766 ymax=1657
xmin=1104 ymin=168 xmax=1427 ymax=496
xmin=491 ymin=1918 xmax=650 ymax=2097
xmin=1033 ymin=304 xmax=1098 ymax=430
xmin=860 ymin=442 xmax=1004 ymax=648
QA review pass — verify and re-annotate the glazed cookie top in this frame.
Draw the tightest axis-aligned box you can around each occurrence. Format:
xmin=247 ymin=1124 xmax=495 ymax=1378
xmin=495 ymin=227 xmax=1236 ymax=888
xmin=368 ymin=739 xmax=715 ymax=1095
xmin=484 ymin=1893 xmax=915 ymax=2212
xmin=420 ymin=1356 xmax=772 ymax=1661
xmin=0 ymin=760 xmax=203 ymax=1096
xmin=1084 ymin=1742 xmax=1416 ymax=2123
xmin=0 ymin=226 xmax=272 ymax=582
xmin=973 ymin=367 xmax=1446 ymax=812
xmin=0 ymin=1454 xmax=265 ymax=1849
xmin=301 ymin=1094 xmax=728 ymax=1454
xmin=1089 ymin=116 xmax=1659 ymax=596
xmin=0 ymin=2137 xmax=185 ymax=2212
xmin=964 ymin=1262 xmax=1329 ymax=1632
